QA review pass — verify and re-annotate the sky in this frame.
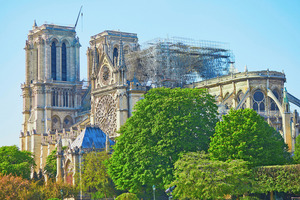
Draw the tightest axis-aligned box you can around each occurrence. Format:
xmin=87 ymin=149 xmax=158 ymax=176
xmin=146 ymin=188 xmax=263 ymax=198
xmin=0 ymin=0 xmax=300 ymax=147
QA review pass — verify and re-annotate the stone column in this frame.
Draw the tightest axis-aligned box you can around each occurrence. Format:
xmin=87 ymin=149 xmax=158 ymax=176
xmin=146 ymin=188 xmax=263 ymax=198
xmin=73 ymin=148 xmax=79 ymax=185
xmin=283 ymin=112 xmax=292 ymax=151
xmin=56 ymin=137 xmax=63 ymax=182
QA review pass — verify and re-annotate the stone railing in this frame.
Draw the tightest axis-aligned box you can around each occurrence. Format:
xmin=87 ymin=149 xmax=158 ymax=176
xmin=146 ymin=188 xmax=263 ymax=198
xmin=187 ymin=70 xmax=286 ymax=88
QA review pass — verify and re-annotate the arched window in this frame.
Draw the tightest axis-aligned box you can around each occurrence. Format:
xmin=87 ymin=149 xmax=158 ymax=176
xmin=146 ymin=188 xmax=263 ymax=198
xmin=253 ymin=89 xmax=265 ymax=112
xmin=51 ymin=42 xmax=57 ymax=80
xmin=113 ymin=47 xmax=118 ymax=66
xmin=63 ymin=116 xmax=73 ymax=129
xmin=62 ymin=43 xmax=67 ymax=81
xmin=52 ymin=116 xmax=61 ymax=131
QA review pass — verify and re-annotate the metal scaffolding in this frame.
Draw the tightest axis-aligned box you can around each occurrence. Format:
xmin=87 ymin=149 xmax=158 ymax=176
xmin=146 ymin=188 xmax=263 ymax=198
xmin=125 ymin=36 xmax=234 ymax=88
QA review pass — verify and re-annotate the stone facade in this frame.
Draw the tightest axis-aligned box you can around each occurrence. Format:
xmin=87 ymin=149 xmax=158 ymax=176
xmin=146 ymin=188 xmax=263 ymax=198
xmin=186 ymin=70 xmax=300 ymax=151
xmin=19 ymin=22 xmax=83 ymax=171
xmin=20 ymin=22 xmax=300 ymax=179
xmin=88 ymin=30 xmax=145 ymax=138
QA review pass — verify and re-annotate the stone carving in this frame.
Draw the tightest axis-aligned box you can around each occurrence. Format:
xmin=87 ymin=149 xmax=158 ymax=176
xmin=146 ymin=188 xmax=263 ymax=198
xmin=95 ymin=95 xmax=117 ymax=137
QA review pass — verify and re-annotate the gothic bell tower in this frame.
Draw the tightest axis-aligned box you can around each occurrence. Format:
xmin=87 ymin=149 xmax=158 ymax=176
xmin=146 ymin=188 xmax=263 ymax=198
xmin=20 ymin=21 xmax=82 ymax=171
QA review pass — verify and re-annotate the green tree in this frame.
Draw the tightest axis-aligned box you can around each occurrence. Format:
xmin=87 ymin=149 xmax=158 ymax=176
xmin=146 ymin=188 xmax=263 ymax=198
xmin=170 ymin=152 xmax=253 ymax=200
xmin=44 ymin=148 xmax=57 ymax=180
xmin=115 ymin=193 xmax=139 ymax=200
xmin=0 ymin=145 xmax=35 ymax=179
xmin=108 ymin=88 xmax=218 ymax=193
xmin=209 ymin=109 xmax=290 ymax=167
xmin=293 ymin=135 xmax=300 ymax=163
xmin=44 ymin=147 xmax=67 ymax=180
xmin=253 ymin=164 xmax=300 ymax=200
xmin=80 ymin=151 xmax=116 ymax=198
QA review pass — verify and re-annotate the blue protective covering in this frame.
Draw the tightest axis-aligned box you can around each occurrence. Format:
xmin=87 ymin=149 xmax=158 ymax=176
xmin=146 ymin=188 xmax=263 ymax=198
xmin=71 ymin=126 xmax=115 ymax=149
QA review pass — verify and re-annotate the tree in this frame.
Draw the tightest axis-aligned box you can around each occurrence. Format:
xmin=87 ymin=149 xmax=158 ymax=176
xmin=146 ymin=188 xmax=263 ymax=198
xmin=79 ymin=151 xmax=116 ymax=198
xmin=170 ymin=152 xmax=253 ymax=199
xmin=293 ymin=135 xmax=300 ymax=163
xmin=44 ymin=147 xmax=67 ymax=180
xmin=209 ymin=109 xmax=290 ymax=167
xmin=0 ymin=174 xmax=31 ymax=199
xmin=0 ymin=145 xmax=35 ymax=179
xmin=115 ymin=193 xmax=139 ymax=200
xmin=254 ymin=164 xmax=300 ymax=199
xmin=108 ymin=87 xmax=218 ymax=193
xmin=44 ymin=148 xmax=57 ymax=180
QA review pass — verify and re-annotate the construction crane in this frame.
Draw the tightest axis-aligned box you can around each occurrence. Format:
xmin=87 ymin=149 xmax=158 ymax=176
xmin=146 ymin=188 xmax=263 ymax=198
xmin=74 ymin=6 xmax=83 ymax=29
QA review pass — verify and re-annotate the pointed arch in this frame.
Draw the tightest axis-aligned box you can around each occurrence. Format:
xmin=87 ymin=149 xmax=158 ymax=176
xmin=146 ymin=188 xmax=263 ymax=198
xmin=52 ymin=115 xmax=61 ymax=131
xmin=63 ymin=116 xmax=73 ymax=130
xmin=64 ymin=159 xmax=73 ymax=185
xmin=113 ymin=46 xmax=119 ymax=66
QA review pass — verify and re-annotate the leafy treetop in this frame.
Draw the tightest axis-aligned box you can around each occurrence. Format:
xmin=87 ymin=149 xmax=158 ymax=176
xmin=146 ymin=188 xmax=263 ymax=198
xmin=171 ymin=152 xmax=253 ymax=200
xmin=209 ymin=108 xmax=290 ymax=167
xmin=108 ymin=87 xmax=218 ymax=194
xmin=0 ymin=145 xmax=35 ymax=179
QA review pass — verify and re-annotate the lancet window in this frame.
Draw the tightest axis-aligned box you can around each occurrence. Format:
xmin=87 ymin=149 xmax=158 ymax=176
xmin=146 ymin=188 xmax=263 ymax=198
xmin=62 ymin=43 xmax=67 ymax=81
xmin=51 ymin=42 xmax=57 ymax=80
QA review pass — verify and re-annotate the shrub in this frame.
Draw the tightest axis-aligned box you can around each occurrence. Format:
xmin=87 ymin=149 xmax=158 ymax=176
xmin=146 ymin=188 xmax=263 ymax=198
xmin=115 ymin=192 xmax=139 ymax=200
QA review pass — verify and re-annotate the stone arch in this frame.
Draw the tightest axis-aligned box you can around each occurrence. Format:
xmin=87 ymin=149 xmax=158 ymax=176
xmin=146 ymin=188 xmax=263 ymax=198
xmin=63 ymin=116 xmax=73 ymax=130
xmin=236 ymin=90 xmax=246 ymax=109
xmin=50 ymin=37 xmax=59 ymax=45
xmin=60 ymin=38 xmax=71 ymax=47
xmin=223 ymin=92 xmax=230 ymax=100
xmin=64 ymin=159 xmax=73 ymax=185
xmin=124 ymin=45 xmax=130 ymax=54
xmin=112 ymin=44 xmax=119 ymax=66
xmin=270 ymin=88 xmax=281 ymax=111
xmin=267 ymin=88 xmax=284 ymax=116
xmin=52 ymin=115 xmax=61 ymax=131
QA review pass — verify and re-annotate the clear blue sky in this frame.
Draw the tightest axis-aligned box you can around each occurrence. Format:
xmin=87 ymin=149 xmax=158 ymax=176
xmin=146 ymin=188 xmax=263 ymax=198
xmin=1 ymin=0 xmax=300 ymax=147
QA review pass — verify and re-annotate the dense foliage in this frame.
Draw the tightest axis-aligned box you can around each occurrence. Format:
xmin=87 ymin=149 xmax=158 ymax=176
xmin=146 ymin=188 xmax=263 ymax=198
xmin=293 ymin=135 xmax=300 ymax=163
xmin=254 ymin=164 xmax=300 ymax=195
xmin=171 ymin=152 xmax=253 ymax=199
xmin=79 ymin=151 xmax=117 ymax=198
xmin=44 ymin=148 xmax=57 ymax=180
xmin=108 ymin=88 xmax=218 ymax=193
xmin=115 ymin=193 xmax=139 ymax=200
xmin=209 ymin=109 xmax=290 ymax=167
xmin=0 ymin=174 xmax=76 ymax=200
xmin=44 ymin=147 xmax=67 ymax=180
xmin=0 ymin=174 xmax=31 ymax=199
xmin=0 ymin=145 xmax=35 ymax=179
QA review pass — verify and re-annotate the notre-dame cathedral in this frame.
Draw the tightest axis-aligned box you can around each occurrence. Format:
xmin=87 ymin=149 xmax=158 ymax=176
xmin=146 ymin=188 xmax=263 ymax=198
xmin=19 ymin=22 xmax=300 ymax=184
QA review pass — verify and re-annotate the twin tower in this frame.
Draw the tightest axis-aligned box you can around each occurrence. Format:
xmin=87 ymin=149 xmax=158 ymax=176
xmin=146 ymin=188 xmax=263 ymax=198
xmin=20 ymin=22 xmax=144 ymax=171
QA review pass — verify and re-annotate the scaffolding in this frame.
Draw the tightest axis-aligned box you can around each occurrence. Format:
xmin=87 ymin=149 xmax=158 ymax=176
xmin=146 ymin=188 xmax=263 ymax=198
xmin=125 ymin=37 xmax=234 ymax=88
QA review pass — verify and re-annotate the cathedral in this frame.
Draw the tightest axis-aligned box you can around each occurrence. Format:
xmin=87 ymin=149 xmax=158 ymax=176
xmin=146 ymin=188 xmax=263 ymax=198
xmin=19 ymin=21 xmax=300 ymax=183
